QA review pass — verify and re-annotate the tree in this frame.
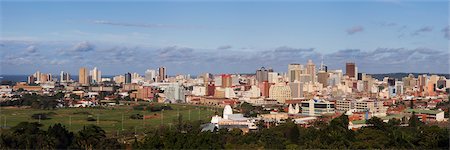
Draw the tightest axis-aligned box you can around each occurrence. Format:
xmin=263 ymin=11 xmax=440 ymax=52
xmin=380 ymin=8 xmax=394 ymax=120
xmin=408 ymin=112 xmax=423 ymax=127
xmin=366 ymin=117 xmax=386 ymax=130
xmin=47 ymin=123 xmax=74 ymax=149
xmin=74 ymin=125 xmax=107 ymax=150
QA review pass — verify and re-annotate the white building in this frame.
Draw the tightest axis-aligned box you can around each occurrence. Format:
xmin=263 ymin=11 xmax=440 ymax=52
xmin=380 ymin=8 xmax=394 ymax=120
xmin=301 ymin=99 xmax=335 ymax=116
xmin=163 ymin=83 xmax=186 ymax=103
xmin=336 ymin=98 xmax=387 ymax=117
xmin=145 ymin=69 xmax=157 ymax=82
xmin=205 ymin=105 xmax=257 ymax=132
xmin=90 ymin=67 xmax=101 ymax=84
xmin=192 ymin=86 xmax=206 ymax=96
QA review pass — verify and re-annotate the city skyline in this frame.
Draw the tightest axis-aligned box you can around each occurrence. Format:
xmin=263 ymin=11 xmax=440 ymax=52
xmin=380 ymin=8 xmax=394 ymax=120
xmin=1 ymin=1 xmax=449 ymax=75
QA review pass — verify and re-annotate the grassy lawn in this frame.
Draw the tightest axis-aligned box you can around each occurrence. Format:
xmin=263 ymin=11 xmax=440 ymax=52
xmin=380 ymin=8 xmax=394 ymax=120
xmin=0 ymin=103 xmax=218 ymax=134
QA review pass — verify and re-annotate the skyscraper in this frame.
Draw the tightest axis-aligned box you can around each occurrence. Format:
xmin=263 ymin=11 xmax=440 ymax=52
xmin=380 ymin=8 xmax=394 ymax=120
xmin=125 ymin=72 xmax=132 ymax=84
xmin=221 ymin=74 xmax=232 ymax=88
xmin=145 ymin=69 xmax=157 ymax=82
xmin=256 ymin=67 xmax=269 ymax=83
xmin=90 ymin=67 xmax=101 ymax=84
xmin=79 ymin=67 xmax=89 ymax=85
xmin=158 ymin=67 xmax=166 ymax=82
xmin=346 ymin=62 xmax=356 ymax=78
xmin=317 ymin=71 xmax=329 ymax=87
xmin=288 ymin=64 xmax=302 ymax=82
xmin=60 ymin=71 xmax=70 ymax=82
xmin=306 ymin=59 xmax=316 ymax=83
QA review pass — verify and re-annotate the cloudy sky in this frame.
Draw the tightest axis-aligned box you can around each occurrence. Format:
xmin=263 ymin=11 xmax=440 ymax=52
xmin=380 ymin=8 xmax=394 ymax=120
xmin=1 ymin=0 xmax=449 ymax=75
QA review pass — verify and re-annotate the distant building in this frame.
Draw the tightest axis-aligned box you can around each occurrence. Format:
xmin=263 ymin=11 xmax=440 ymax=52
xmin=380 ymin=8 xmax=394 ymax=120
xmin=256 ymin=67 xmax=269 ymax=83
xmin=288 ymin=64 xmax=302 ymax=83
xmin=317 ymin=71 xmax=329 ymax=87
xmin=404 ymin=109 xmax=445 ymax=122
xmin=346 ymin=62 xmax=356 ymax=78
xmin=145 ymin=69 xmax=157 ymax=82
xmin=221 ymin=74 xmax=232 ymax=88
xmin=124 ymin=72 xmax=132 ymax=84
xmin=79 ymin=67 xmax=89 ymax=85
xmin=306 ymin=60 xmax=316 ymax=83
xmin=158 ymin=67 xmax=167 ymax=82
xmin=269 ymin=83 xmax=291 ymax=103
xmin=90 ymin=67 xmax=101 ymax=84
xmin=164 ymin=83 xmax=186 ymax=103
xmin=60 ymin=71 xmax=70 ymax=83
xmin=301 ymin=99 xmax=335 ymax=116
xmin=289 ymin=81 xmax=303 ymax=98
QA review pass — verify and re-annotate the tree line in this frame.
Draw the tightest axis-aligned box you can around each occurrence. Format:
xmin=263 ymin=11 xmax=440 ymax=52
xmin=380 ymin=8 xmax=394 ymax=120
xmin=132 ymin=115 xmax=449 ymax=149
xmin=1 ymin=114 xmax=448 ymax=149
xmin=0 ymin=122 xmax=121 ymax=149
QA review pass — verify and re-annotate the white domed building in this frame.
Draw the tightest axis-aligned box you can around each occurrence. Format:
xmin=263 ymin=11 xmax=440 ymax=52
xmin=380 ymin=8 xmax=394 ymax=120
xmin=203 ymin=105 xmax=257 ymax=132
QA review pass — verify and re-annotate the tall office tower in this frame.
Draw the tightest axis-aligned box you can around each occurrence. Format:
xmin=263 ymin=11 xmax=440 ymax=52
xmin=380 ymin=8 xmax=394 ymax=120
xmin=60 ymin=71 xmax=70 ymax=82
xmin=34 ymin=71 xmax=41 ymax=83
xmin=206 ymin=82 xmax=215 ymax=96
xmin=288 ymin=64 xmax=302 ymax=82
xmin=259 ymin=81 xmax=270 ymax=98
xmin=289 ymin=81 xmax=303 ymax=98
xmin=145 ymin=69 xmax=157 ymax=82
xmin=306 ymin=59 xmax=316 ymax=83
xmin=132 ymin=72 xmax=140 ymax=80
xmin=79 ymin=67 xmax=89 ymax=85
xmin=158 ymin=67 xmax=166 ymax=82
xmin=256 ymin=67 xmax=269 ymax=83
xmin=221 ymin=74 xmax=232 ymax=88
xmin=317 ymin=71 xmax=329 ymax=87
xmin=268 ymin=72 xmax=279 ymax=84
xmin=346 ymin=62 xmax=356 ymax=78
xmin=319 ymin=56 xmax=328 ymax=72
xmin=90 ymin=67 xmax=101 ymax=84
xmin=27 ymin=75 xmax=36 ymax=84
xmin=124 ymin=72 xmax=132 ymax=84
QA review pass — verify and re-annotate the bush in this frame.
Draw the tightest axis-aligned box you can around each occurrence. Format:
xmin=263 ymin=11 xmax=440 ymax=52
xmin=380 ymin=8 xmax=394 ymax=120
xmin=73 ymin=111 xmax=92 ymax=115
xmin=87 ymin=115 xmax=97 ymax=121
xmin=130 ymin=114 xmax=144 ymax=120
xmin=31 ymin=113 xmax=51 ymax=120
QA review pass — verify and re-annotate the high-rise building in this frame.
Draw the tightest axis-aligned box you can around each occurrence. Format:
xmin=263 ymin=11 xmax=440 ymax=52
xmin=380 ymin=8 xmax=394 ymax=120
xmin=269 ymin=83 xmax=291 ymax=103
xmin=306 ymin=60 xmax=316 ymax=83
xmin=259 ymin=81 xmax=270 ymax=98
xmin=125 ymin=72 xmax=132 ymax=84
xmin=90 ymin=67 xmax=101 ymax=84
xmin=145 ymin=69 xmax=157 ymax=82
xmin=288 ymin=64 xmax=302 ymax=83
xmin=317 ymin=71 xmax=329 ymax=87
xmin=27 ymin=75 xmax=36 ymax=84
xmin=79 ymin=67 xmax=89 ymax=85
xmin=346 ymin=62 xmax=356 ymax=78
xmin=60 ymin=71 xmax=70 ymax=82
xmin=113 ymin=75 xmax=125 ymax=84
xmin=268 ymin=72 xmax=279 ymax=84
xmin=158 ymin=67 xmax=166 ymax=82
xmin=256 ymin=67 xmax=269 ymax=83
xmin=221 ymin=74 xmax=232 ymax=88
xmin=289 ymin=81 xmax=303 ymax=98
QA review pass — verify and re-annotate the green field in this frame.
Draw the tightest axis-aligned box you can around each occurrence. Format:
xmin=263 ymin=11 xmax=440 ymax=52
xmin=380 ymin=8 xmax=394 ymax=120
xmin=0 ymin=103 xmax=218 ymax=135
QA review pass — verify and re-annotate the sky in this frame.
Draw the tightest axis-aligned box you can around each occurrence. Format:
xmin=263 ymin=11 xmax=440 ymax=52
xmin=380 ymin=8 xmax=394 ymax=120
xmin=1 ymin=0 xmax=449 ymax=76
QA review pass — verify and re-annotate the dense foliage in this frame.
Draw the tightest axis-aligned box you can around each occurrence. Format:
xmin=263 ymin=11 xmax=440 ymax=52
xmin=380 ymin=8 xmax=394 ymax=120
xmin=0 ymin=122 xmax=121 ymax=149
xmin=134 ymin=115 xmax=449 ymax=149
xmin=0 ymin=93 xmax=63 ymax=109
xmin=133 ymin=104 xmax=173 ymax=112
xmin=1 ymin=115 xmax=448 ymax=149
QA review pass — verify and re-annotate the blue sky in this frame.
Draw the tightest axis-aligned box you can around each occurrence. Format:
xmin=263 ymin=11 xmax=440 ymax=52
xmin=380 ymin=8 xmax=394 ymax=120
xmin=1 ymin=0 xmax=449 ymax=75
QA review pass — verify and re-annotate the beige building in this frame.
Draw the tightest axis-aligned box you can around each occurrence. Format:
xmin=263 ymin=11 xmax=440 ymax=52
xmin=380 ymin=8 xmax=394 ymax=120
xmin=79 ymin=67 xmax=89 ymax=85
xmin=269 ymin=83 xmax=291 ymax=103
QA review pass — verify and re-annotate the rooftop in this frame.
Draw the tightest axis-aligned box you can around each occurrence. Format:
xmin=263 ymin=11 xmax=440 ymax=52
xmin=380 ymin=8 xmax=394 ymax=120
xmin=404 ymin=108 xmax=443 ymax=115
